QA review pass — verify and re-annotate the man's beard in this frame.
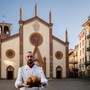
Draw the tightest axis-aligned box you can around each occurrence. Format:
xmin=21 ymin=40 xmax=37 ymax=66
xmin=27 ymin=59 xmax=34 ymax=65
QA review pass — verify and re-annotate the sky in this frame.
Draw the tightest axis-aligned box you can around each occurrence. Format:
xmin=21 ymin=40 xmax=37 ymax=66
xmin=0 ymin=0 xmax=90 ymax=49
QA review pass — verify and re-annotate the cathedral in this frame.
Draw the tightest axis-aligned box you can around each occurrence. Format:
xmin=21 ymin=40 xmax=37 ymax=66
xmin=0 ymin=5 xmax=69 ymax=79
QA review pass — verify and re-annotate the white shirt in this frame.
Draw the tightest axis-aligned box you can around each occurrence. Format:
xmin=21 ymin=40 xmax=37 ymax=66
xmin=15 ymin=64 xmax=48 ymax=90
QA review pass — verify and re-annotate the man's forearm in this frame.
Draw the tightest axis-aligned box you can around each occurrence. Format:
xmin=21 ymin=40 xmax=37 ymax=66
xmin=18 ymin=83 xmax=24 ymax=88
xmin=18 ymin=83 xmax=30 ymax=88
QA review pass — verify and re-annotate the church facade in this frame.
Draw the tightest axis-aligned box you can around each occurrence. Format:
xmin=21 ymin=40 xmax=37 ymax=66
xmin=0 ymin=5 xmax=69 ymax=79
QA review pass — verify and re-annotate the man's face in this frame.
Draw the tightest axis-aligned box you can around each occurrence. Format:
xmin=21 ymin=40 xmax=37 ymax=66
xmin=25 ymin=52 xmax=34 ymax=64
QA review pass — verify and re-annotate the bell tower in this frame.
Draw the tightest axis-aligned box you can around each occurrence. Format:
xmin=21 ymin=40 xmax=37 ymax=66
xmin=0 ymin=22 xmax=12 ymax=39
xmin=0 ymin=21 xmax=12 ymax=78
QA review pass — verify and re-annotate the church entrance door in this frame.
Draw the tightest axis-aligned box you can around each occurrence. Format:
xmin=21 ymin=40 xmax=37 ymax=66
xmin=56 ymin=66 xmax=62 ymax=79
xmin=7 ymin=70 xmax=13 ymax=79
xmin=56 ymin=70 xmax=61 ymax=79
xmin=6 ymin=66 xmax=14 ymax=79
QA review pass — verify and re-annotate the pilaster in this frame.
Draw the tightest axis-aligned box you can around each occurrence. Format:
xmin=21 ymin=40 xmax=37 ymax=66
xmin=19 ymin=21 xmax=23 ymax=67
xmin=66 ymin=42 xmax=69 ymax=77
xmin=49 ymin=24 xmax=53 ymax=78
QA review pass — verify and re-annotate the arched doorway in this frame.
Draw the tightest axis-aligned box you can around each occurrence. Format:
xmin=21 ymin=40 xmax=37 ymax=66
xmin=6 ymin=65 xmax=14 ymax=79
xmin=56 ymin=66 xmax=62 ymax=79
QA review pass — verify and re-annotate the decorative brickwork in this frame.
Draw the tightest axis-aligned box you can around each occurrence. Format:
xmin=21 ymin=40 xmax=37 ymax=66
xmin=30 ymin=33 xmax=43 ymax=46
xmin=55 ymin=51 xmax=63 ymax=59
xmin=6 ymin=49 xmax=15 ymax=58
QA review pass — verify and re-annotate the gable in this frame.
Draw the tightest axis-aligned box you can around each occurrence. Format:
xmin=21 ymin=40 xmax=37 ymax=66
xmin=23 ymin=16 xmax=51 ymax=27
xmin=52 ymin=35 xmax=66 ymax=46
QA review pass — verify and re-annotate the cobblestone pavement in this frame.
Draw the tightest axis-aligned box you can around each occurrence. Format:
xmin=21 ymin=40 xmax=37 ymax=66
xmin=0 ymin=78 xmax=90 ymax=90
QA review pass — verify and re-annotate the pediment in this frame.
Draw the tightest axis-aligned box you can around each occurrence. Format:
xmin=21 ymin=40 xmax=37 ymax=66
xmin=23 ymin=16 xmax=52 ymax=27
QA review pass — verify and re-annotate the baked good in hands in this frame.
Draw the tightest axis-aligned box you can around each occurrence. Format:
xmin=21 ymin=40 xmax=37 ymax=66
xmin=26 ymin=76 xmax=41 ymax=87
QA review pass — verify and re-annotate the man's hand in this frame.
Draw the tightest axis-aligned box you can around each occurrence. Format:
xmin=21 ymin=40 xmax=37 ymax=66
xmin=22 ymin=83 xmax=30 ymax=88
xmin=41 ymin=82 xmax=47 ymax=87
xmin=18 ymin=83 xmax=31 ymax=88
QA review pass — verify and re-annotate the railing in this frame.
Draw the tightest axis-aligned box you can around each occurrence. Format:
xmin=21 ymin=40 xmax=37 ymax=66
xmin=87 ymin=47 xmax=90 ymax=51
xmin=72 ymin=68 xmax=78 ymax=71
xmin=85 ymin=61 xmax=90 ymax=66
xmin=69 ymin=60 xmax=78 ymax=64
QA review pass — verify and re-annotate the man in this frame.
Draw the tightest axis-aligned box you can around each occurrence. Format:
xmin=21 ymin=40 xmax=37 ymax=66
xmin=15 ymin=51 xmax=48 ymax=90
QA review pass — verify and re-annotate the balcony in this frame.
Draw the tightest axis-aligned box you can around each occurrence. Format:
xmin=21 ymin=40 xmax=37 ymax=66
xmin=87 ymin=47 xmax=90 ymax=51
xmin=69 ymin=60 xmax=78 ymax=64
xmin=85 ymin=61 xmax=90 ymax=66
xmin=87 ymin=34 xmax=90 ymax=39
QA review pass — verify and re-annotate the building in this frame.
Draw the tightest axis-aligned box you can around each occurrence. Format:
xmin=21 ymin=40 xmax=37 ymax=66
xmin=69 ymin=16 xmax=90 ymax=78
xmin=0 ymin=5 xmax=69 ymax=79
xmin=80 ymin=15 xmax=90 ymax=77
xmin=78 ymin=27 xmax=86 ymax=77
xmin=69 ymin=45 xmax=79 ymax=78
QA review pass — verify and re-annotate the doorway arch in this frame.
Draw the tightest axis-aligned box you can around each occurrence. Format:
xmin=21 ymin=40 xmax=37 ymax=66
xmin=56 ymin=66 xmax=62 ymax=79
xmin=6 ymin=65 xmax=14 ymax=79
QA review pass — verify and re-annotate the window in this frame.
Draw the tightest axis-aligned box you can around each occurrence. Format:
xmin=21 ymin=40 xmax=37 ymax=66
xmin=80 ymin=50 xmax=81 ymax=56
xmin=80 ymin=42 xmax=81 ymax=48
xmin=4 ymin=26 xmax=9 ymax=34
xmin=82 ymin=48 xmax=84 ymax=54
xmin=82 ymin=40 xmax=84 ymax=46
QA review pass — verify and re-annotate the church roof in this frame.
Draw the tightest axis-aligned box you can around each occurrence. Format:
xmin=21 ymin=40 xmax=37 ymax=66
xmin=52 ymin=35 xmax=66 ymax=45
xmin=2 ymin=33 xmax=19 ymax=42
xmin=22 ymin=16 xmax=53 ymax=27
